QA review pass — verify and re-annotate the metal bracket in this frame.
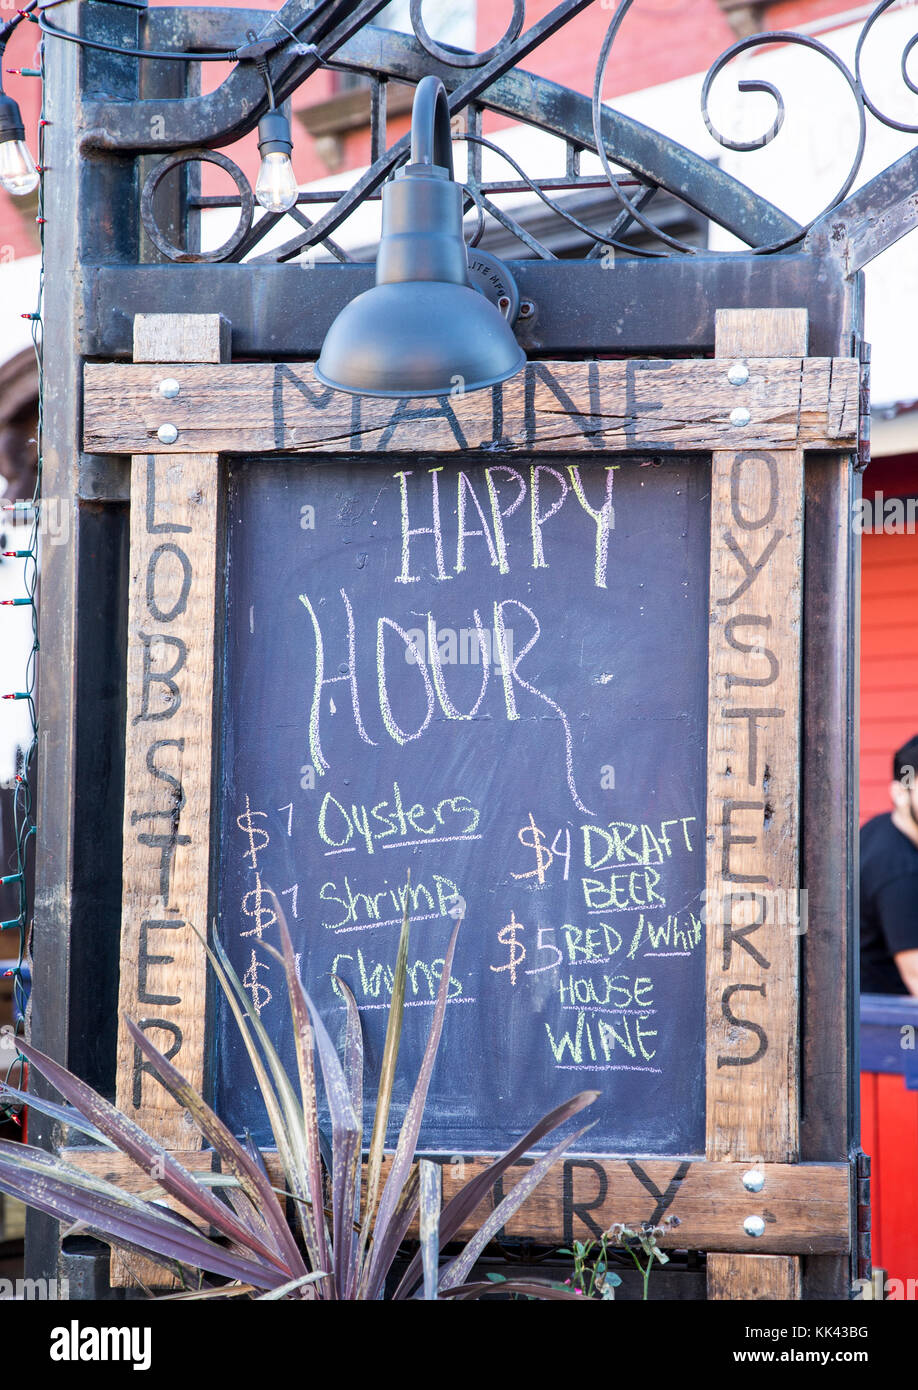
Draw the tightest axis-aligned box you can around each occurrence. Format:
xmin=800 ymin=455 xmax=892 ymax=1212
xmin=855 ymin=1151 xmax=871 ymax=1284
xmin=78 ymin=456 xmax=130 ymax=503
xmin=465 ymin=248 xmax=520 ymax=322
xmin=805 ymin=147 xmax=918 ymax=276
xmin=858 ymin=341 xmax=871 ymax=473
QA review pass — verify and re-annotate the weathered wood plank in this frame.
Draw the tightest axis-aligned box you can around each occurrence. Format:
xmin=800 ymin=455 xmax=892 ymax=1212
xmin=110 ymin=316 xmax=229 ymax=1288
xmin=714 ymin=308 xmax=808 ymax=360
xmin=707 ymin=1252 xmax=802 ymax=1300
xmin=62 ymin=1149 xmax=851 ymax=1272
xmin=706 ymin=315 xmax=804 ymax=1165
xmin=133 ymin=312 xmax=230 ymax=364
xmin=110 ymin=452 xmax=219 ymax=1288
xmin=705 ymin=308 xmax=806 ymax=1301
xmin=82 ymin=357 xmax=859 ymax=456
xmin=425 ymin=1157 xmax=849 ymax=1255
xmin=116 ymin=450 xmax=219 ymax=1149
xmin=109 ymin=318 xmax=229 ymax=1302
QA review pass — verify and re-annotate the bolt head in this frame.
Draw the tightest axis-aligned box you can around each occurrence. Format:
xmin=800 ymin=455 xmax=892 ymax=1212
xmin=742 ymin=1169 xmax=765 ymax=1193
xmin=730 ymin=406 xmax=751 ymax=427
xmin=156 ymin=423 xmax=179 ymax=445
xmin=158 ymin=378 xmax=180 ymax=399
xmin=743 ymin=1214 xmax=766 ymax=1238
xmin=727 ymin=362 xmax=749 ymax=386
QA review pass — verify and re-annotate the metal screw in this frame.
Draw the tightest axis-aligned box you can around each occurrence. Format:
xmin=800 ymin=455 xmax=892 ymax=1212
xmin=518 ymin=299 xmax=535 ymax=319
xmin=156 ymin=423 xmax=179 ymax=445
xmin=742 ymin=1169 xmax=765 ymax=1193
xmin=730 ymin=406 xmax=751 ymax=427
xmin=158 ymin=378 xmax=180 ymax=399
xmin=727 ymin=362 xmax=749 ymax=386
xmin=743 ymin=1214 xmax=766 ymax=1238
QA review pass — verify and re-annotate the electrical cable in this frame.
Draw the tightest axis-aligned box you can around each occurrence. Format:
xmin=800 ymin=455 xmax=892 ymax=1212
xmin=35 ymin=11 xmax=240 ymax=61
xmin=0 ymin=21 xmax=43 ymax=1123
xmin=35 ymin=2 xmax=321 ymax=65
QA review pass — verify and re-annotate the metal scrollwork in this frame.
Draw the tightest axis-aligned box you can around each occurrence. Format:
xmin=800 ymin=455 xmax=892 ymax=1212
xmin=457 ymin=130 xmax=663 ymax=259
xmin=141 ymin=149 xmax=254 ymax=263
xmin=409 ymin=0 xmax=525 ymax=69
xmin=127 ymin=0 xmax=918 ymax=267
xmin=586 ymin=0 xmax=918 ymax=257
xmin=698 ymin=31 xmax=867 ymax=251
xmin=855 ymin=0 xmax=918 ymax=134
xmin=591 ymin=0 xmax=694 ymax=254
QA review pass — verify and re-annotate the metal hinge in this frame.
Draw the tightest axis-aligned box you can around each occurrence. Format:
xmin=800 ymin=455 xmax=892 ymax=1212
xmin=856 ymin=1150 xmax=871 ymax=1283
xmin=857 ymin=341 xmax=871 ymax=473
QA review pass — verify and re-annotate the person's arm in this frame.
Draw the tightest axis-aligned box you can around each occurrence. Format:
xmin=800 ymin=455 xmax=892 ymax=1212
xmin=893 ymin=949 xmax=918 ymax=997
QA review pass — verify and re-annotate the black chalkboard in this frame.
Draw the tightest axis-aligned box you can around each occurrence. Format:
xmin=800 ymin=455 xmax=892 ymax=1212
xmin=216 ymin=455 xmax=709 ymax=1155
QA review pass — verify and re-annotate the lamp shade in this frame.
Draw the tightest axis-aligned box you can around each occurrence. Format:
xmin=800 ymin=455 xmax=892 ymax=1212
xmin=315 ymin=77 xmax=525 ymax=399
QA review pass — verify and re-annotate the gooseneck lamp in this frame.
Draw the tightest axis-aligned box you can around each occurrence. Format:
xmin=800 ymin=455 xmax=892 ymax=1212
xmin=315 ymin=76 xmax=526 ymax=399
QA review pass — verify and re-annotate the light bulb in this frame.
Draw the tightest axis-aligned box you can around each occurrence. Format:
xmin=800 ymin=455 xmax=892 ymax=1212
xmin=256 ymin=109 xmax=297 ymax=214
xmin=0 ymin=139 xmax=39 ymax=196
xmin=0 ymin=93 xmax=38 ymax=196
xmin=255 ymin=151 xmax=297 ymax=213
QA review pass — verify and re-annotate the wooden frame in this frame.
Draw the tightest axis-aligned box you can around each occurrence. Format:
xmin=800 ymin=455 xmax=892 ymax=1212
xmin=73 ymin=309 xmax=860 ymax=1298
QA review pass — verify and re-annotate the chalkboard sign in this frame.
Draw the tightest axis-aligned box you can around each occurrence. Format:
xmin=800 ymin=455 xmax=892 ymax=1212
xmin=216 ymin=455 xmax=710 ymax=1154
xmin=78 ymin=313 xmax=860 ymax=1290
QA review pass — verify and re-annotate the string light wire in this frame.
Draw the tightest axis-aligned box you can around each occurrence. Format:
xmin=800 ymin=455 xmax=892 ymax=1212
xmin=0 ymin=38 xmax=42 ymax=1122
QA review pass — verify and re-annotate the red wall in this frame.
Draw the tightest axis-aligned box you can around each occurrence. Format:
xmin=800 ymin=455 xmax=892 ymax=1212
xmin=0 ymin=9 xmax=43 ymax=262
xmin=860 ymin=455 xmax=918 ymax=824
xmin=861 ymin=1070 xmax=918 ymax=1287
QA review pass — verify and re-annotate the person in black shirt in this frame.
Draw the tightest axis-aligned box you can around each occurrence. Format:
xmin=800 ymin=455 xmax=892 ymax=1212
xmin=860 ymin=733 xmax=918 ymax=995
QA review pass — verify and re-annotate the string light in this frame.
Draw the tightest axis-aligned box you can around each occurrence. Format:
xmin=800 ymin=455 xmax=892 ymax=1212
xmin=0 ymin=6 xmax=42 ymax=1121
xmin=0 ymin=1 xmax=39 ymax=195
xmin=0 ymin=0 xmax=334 ymax=1123
xmin=3 ymin=3 xmax=310 ymax=213
xmin=0 ymin=90 xmax=39 ymax=195
xmin=253 ymin=53 xmax=298 ymax=215
xmin=255 ymin=109 xmax=298 ymax=213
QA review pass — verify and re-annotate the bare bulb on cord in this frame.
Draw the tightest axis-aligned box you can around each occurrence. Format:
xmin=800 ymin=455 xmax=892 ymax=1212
xmin=256 ymin=110 xmax=297 ymax=214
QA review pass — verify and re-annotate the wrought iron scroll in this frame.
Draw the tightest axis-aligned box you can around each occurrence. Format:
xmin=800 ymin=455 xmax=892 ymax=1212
xmin=84 ymin=0 xmax=918 ymax=269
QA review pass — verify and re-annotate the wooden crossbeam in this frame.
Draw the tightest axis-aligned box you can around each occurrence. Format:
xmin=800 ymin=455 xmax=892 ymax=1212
xmin=62 ymin=1148 xmax=850 ymax=1270
xmin=82 ymin=356 xmax=858 ymax=457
